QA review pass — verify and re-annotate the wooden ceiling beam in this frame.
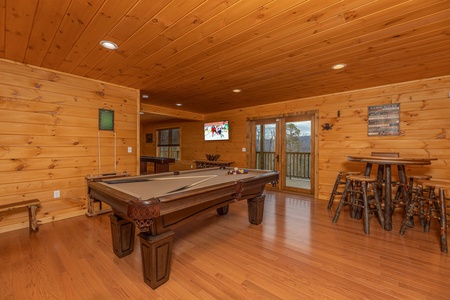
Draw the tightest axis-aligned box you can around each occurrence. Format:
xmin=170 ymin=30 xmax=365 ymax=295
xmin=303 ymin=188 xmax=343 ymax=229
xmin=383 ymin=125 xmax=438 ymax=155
xmin=140 ymin=103 xmax=204 ymax=121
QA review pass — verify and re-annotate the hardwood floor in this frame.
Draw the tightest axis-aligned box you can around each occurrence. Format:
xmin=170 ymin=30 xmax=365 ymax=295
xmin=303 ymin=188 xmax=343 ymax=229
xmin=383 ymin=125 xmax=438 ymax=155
xmin=1 ymin=190 xmax=449 ymax=299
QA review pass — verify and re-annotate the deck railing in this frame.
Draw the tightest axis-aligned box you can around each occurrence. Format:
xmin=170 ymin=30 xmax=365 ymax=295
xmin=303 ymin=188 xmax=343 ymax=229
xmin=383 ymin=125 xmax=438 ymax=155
xmin=256 ymin=151 xmax=310 ymax=179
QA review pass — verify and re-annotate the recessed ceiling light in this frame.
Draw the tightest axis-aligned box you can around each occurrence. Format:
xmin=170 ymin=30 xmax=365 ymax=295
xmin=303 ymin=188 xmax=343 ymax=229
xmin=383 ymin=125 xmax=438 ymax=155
xmin=100 ymin=40 xmax=118 ymax=50
xmin=141 ymin=94 xmax=149 ymax=99
xmin=232 ymin=89 xmax=241 ymax=93
xmin=331 ymin=63 xmax=347 ymax=70
xmin=176 ymin=103 xmax=183 ymax=106
xmin=140 ymin=111 xmax=144 ymax=115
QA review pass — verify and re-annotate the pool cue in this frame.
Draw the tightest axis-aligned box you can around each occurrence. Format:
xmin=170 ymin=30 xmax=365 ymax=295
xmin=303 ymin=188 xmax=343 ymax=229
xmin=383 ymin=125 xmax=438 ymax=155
xmin=105 ymin=175 xmax=217 ymax=185
xmin=113 ymin=131 xmax=116 ymax=174
xmin=167 ymin=175 xmax=216 ymax=193
xmin=97 ymin=132 xmax=101 ymax=175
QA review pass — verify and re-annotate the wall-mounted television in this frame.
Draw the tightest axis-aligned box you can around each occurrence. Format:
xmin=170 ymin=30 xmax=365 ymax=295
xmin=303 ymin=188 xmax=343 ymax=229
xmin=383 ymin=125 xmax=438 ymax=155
xmin=204 ymin=121 xmax=229 ymax=141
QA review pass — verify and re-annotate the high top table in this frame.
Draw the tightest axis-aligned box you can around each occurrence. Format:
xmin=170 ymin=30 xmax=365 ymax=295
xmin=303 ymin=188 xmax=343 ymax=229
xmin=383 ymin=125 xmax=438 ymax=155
xmin=345 ymin=155 xmax=436 ymax=231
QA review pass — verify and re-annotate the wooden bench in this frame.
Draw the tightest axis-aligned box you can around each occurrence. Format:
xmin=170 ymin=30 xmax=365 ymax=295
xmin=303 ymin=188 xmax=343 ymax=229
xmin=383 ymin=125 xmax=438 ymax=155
xmin=0 ymin=199 xmax=41 ymax=232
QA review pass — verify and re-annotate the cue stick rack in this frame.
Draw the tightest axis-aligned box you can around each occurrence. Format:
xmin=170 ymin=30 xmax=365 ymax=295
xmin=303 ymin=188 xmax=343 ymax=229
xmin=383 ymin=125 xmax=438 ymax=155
xmin=85 ymin=130 xmax=126 ymax=217
xmin=97 ymin=130 xmax=117 ymax=176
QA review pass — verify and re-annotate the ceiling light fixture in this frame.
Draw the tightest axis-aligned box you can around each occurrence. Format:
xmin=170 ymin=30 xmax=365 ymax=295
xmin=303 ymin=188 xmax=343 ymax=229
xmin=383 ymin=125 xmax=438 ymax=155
xmin=141 ymin=94 xmax=149 ymax=99
xmin=100 ymin=40 xmax=118 ymax=50
xmin=232 ymin=89 xmax=241 ymax=93
xmin=176 ymin=103 xmax=183 ymax=107
xmin=331 ymin=63 xmax=347 ymax=70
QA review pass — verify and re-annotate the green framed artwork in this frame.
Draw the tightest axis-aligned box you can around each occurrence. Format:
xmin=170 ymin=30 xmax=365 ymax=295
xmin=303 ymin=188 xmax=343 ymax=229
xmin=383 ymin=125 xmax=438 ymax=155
xmin=99 ymin=109 xmax=114 ymax=131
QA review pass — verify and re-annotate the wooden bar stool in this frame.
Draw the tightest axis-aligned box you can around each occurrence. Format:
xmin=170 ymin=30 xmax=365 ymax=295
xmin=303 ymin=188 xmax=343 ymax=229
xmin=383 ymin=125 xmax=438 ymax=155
xmin=394 ymin=175 xmax=431 ymax=206
xmin=332 ymin=175 xmax=384 ymax=235
xmin=327 ymin=171 xmax=361 ymax=209
xmin=393 ymin=175 xmax=432 ymax=227
xmin=400 ymin=179 xmax=449 ymax=253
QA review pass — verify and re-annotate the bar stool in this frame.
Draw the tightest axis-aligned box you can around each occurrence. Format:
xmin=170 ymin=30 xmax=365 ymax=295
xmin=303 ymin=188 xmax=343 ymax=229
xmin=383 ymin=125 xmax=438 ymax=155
xmin=394 ymin=175 xmax=431 ymax=205
xmin=400 ymin=179 xmax=449 ymax=253
xmin=332 ymin=175 xmax=384 ymax=235
xmin=393 ymin=175 xmax=432 ymax=226
xmin=327 ymin=171 xmax=361 ymax=209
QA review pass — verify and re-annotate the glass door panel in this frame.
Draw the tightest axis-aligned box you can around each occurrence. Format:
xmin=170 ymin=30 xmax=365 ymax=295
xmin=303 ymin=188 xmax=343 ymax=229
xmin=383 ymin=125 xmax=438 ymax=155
xmin=255 ymin=122 xmax=278 ymax=171
xmin=284 ymin=119 xmax=312 ymax=193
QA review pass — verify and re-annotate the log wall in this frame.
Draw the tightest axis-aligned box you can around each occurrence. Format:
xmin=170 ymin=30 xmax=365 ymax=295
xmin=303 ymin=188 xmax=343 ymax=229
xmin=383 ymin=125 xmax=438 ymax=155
xmin=0 ymin=59 xmax=139 ymax=232
xmin=142 ymin=75 xmax=450 ymax=200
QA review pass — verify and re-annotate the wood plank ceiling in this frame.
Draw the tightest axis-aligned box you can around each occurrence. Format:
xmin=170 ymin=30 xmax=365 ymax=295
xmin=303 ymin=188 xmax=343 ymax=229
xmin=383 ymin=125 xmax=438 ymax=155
xmin=1 ymin=0 xmax=450 ymax=115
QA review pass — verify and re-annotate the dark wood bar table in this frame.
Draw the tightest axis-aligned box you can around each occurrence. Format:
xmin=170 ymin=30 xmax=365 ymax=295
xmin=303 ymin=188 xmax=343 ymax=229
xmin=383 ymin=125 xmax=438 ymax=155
xmin=140 ymin=156 xmax=175 ymax=174
xmin=345 ymin=155 xmax=436 ymax=231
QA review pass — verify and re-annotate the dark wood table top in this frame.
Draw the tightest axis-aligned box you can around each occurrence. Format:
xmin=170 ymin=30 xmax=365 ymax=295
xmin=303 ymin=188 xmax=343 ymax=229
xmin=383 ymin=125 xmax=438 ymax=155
xmin=140 ymin=156 xmax=176 ymax=163
xmin=346 ymin=155 xmax=436 ymax=165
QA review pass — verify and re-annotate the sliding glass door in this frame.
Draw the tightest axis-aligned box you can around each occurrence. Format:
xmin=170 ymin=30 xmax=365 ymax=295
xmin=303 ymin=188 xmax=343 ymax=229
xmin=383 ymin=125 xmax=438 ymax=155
xmin=252 ymin=114 xmax=314 ymax=195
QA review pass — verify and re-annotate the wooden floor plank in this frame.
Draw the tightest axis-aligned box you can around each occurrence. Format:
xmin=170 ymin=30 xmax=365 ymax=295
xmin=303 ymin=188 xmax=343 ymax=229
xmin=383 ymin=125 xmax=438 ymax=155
xmin=0 ymin=190 xmax=449 ymax=299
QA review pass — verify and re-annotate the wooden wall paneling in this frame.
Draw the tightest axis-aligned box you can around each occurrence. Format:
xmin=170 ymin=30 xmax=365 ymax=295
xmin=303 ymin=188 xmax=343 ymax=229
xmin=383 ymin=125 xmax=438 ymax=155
xmin=0 ymin=59 xmax=139 ymax=232
xmin=0 ymin=59 xmax=139 ymax=102
xmin=0 ymin=177 xmax=86 ymax=196
xmin=0 ymin=0 xmax=5 ymax=57
xmin=144 ymin=75 xmax=450 ymax=201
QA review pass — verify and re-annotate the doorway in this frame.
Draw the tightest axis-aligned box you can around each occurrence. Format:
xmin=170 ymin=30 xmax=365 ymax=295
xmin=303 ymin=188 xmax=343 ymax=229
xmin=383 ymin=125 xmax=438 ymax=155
xmin=250 ymin=113 xmax=315 ymax=195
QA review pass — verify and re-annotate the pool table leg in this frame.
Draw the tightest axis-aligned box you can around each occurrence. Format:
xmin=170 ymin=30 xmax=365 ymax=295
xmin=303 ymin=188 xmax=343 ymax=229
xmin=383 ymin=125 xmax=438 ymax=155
xmin=217 ymin=204 xmax=229 ymax=215
xmin=247 ymin=194 xmax=265 ymax=225
xmin=138 ymin=231 xmax=175 ymax=289
xmin=109 ymin=214 xmax=135 ymax=257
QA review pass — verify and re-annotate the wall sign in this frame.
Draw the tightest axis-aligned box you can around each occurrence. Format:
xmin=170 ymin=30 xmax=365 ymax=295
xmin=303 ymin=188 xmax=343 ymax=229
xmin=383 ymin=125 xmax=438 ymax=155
xmin=368 ymin=103 xmax=400 ymax=136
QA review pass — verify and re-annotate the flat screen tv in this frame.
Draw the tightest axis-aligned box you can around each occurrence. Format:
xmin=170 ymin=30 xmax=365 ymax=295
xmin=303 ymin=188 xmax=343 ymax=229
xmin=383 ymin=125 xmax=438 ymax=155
xmin=204 ymin=121 xmax=229 ymax=141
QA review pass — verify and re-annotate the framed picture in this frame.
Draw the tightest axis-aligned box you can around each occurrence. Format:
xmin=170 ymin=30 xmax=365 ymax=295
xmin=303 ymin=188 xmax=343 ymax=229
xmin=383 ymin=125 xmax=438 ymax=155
xmin=99 ymin=109 xmax=114 ymax=131
xmin=146 ymin=133 xmax=153 ymax=143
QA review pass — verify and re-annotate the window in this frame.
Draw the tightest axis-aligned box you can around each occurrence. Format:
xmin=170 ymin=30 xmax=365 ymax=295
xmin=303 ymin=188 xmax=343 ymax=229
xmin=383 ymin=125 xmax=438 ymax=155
xmin=157 ymin=128 xmax=180 ymax=160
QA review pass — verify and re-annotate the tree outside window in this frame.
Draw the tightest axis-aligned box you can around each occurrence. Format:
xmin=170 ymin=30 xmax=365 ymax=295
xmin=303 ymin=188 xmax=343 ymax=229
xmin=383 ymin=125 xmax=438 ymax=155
xmin=157 ymin=128 xmax=180 ymax=160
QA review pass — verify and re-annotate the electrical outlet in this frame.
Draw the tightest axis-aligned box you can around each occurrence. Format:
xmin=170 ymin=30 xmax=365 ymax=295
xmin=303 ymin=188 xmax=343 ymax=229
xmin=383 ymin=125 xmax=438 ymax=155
xmin=128 ymin=146 xmax=132 ymax=153
xmin=54 ymin=190 xmax=60 ymax=198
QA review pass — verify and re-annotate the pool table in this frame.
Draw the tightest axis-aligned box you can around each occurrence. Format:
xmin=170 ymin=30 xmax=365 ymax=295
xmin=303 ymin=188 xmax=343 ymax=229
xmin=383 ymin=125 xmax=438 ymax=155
xmin=87 ymin=167 xmax=279 ymax=289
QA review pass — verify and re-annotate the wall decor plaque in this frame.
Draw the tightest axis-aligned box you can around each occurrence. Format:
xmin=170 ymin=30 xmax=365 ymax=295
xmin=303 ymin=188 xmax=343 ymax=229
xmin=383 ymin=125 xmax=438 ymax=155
xmin=368 ymin=103 xmax=400 ymax=136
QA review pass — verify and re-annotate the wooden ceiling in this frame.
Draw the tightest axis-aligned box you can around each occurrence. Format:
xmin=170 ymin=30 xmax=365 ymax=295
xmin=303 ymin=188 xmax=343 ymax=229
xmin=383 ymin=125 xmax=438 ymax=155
xmin=2 ymin=0 xmax=450 ymax=115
